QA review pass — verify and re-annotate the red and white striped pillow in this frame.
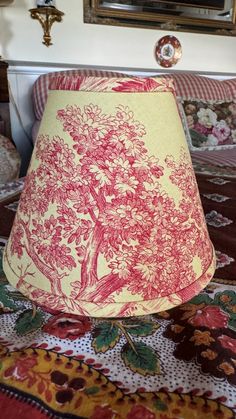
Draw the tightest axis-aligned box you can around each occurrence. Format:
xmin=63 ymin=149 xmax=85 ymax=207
xmin=164 ymin=73 xmax=233 ymax=101
xmin=222 ymin=78 xmax=236 ymax=99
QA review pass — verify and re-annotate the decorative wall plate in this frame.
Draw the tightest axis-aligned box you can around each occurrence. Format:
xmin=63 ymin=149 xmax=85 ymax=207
xmin=155 ymin=35 xmax=182 ymax=68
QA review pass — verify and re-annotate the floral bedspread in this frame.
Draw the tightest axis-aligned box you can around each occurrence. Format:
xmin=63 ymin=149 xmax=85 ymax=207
xmin=0 ymin=165 xmax=235 ymax=419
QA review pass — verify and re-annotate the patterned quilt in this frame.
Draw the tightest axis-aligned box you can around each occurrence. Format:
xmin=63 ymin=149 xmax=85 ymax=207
xmin=0 ymin=163 xmax=235 ymax=419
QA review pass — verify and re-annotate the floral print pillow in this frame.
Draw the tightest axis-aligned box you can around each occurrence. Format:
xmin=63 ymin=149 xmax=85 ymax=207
xmin=181 ymin=100 xmax=236 ymax=151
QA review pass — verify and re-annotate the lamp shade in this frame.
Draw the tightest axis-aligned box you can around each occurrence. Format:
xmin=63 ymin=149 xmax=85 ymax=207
xmin=3 ymin=76 xmax=215 ymax=317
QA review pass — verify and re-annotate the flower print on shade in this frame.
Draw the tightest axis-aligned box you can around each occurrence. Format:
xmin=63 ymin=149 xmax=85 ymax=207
xmin=10 ymin=225 xmax=24 ymax=258
xmin=114 ymin=175 xmax=139 ymax=195
xmin=89 ymin=164 xmax=112 ymax=187
xmin=5 ymin=78 xmax=214 ymax=317
xmin=109 ymin=249 xmax=132 ymax=279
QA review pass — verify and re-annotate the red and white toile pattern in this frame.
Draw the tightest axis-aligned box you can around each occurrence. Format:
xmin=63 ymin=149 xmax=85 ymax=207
xmin=32 ymin=71 xmax=235 ymax=123
xmin=32 ymin=69 xmax=126 ymax=121
xmin=3 ymin=76 xmax=215 ymax=317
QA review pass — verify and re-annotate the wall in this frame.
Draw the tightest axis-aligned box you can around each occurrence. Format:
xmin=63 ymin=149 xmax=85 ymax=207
xmin=0 ymin=0 xmax=236 ymax=74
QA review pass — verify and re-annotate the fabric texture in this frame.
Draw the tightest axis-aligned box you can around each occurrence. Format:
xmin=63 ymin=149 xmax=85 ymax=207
xmin=181 ymin=99 xmax=236 ymax=151
xmin=32 ymin=72 xmax=233 ymax=123
xmin=0 ymin=134 xmax=21 ymax=184
xmin=161 ymin=74 xmax=236 ymax=154
xmin=190 ymin=148 xmax=236 ymax=167
xmin=0 ymin=168 xmax=235 ymax=418
xmin=164 ymin=74 xmax=233 ymax=101
xmin=194 ymin=169 xmax=236 ymax=281
xmin=222 ymin=78 xmax=236 ymax=98
xmin=3 ymin=76 xmax=215 ymax=317
xmin=31 ymin=72 xmax=236 ymax=160
xmin=32 ymin=69 xmax=126 ymax=121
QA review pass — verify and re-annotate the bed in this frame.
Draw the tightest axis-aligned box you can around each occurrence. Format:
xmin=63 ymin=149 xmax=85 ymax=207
xmin=0 ymin=69 xmax=235 ymax=419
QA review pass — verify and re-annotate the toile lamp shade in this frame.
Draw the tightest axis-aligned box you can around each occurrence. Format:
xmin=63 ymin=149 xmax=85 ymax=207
xmin=3 ymin=76 xmax=216 ymax=317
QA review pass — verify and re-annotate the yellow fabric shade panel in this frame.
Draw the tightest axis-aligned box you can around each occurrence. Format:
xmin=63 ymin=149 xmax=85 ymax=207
xmin=3 ymin=76 xmax=215 ymax=317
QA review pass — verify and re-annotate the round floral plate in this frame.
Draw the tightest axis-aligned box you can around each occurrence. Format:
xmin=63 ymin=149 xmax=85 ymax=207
xmin=155 ymin=35 xmax=182 ymax=68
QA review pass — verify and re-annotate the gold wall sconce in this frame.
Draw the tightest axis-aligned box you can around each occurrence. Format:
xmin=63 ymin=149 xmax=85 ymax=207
xmin=29 ymin=6 xmax=64 ymax=47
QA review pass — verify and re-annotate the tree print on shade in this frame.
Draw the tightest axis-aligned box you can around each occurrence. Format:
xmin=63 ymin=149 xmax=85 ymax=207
xmin=7 ymin=81 xmax=213 ymax=312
